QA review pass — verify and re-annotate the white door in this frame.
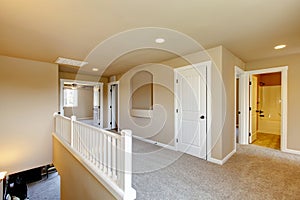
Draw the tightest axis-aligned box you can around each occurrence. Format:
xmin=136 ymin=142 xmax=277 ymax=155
xmin=176 ymin=63 xmax=207 ymax=159
xmin=93 ymin=86 xmax=102 ymax=127
xmin=109 ymin=84 xmax=118 ymax=130
xmin=249 ymin=75 xmax=258 ymax=143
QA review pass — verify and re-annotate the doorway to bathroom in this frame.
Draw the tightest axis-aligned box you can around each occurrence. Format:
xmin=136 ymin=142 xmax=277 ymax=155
xmin=235 ymin=66 xmax=288 ymax=151
xmin=250 ymin=72 xmax=282 ymax=150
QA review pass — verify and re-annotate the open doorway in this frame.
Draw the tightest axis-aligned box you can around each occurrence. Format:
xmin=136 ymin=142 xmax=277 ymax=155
xmin=237 ymin=66 xmax=288 ymax=151
xmin=235 ymin=66 xmax=248 ymax=145
xmin=250 ymin=72 xmax=281 ymax=150
xmin=107 ymin=81 xmax=119 ymax=131
xmin=60 ymin=79 xmax=103 ymax=128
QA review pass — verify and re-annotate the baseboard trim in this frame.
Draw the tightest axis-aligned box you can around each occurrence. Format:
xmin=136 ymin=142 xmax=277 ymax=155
xmin=207 ymin=149 xmax=236 ymax=165
xmin=207 ymin=157 xmax=223 ymax=165
xmin=132 ymin=135 xmax=176 ymax=151
xmin=222 ymin=149 xmax=236 ymax=164
xmin=282 ymin=148 xmax=300 ymax=155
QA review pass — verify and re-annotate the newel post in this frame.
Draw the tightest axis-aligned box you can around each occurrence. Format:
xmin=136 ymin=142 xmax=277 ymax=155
xmin=120 ymin=129 xmax=136 ymax=200
xmin=70 ymin=115 xmax=76 ymax=147
xmin=53 ymin=112 xmax=59 ymax=134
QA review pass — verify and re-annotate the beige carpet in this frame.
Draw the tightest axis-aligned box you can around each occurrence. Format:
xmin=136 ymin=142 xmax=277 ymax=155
xmin=27 ymin=140 xmax=300 ymax=200
xmin=133 ymin=139 xmax=300 ymax=200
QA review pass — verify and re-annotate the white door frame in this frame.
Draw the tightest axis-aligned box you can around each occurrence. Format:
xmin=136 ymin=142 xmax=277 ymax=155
xmin=235 ymin=66 xmax=248 ymax=147
xmin=174 ymin=61 xmax=212 ymax=159
xmin=107 ymin=81 xmax=120 ymax=131
xmin=60 ymin=79 xmax=103 ymax=126
xmin=249 ymin=75 xmax=259 ymax=143
xmin=242 ymin=66 xmax=288 ymax=150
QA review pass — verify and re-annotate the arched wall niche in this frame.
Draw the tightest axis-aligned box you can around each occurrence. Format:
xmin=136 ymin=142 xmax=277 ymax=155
xmin=130 ymin=71 xmax=153 ymax=118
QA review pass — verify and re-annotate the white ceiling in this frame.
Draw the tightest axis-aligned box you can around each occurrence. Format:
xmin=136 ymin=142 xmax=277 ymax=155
xmin=1 ymin=0 xmax=300 ymax=76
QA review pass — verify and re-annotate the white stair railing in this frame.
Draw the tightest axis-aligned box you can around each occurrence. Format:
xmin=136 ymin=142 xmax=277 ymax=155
xmin=53 ymin=113 xmax=136 ymax=200
xmin=54 ymin=114 xmax=72 ymax=143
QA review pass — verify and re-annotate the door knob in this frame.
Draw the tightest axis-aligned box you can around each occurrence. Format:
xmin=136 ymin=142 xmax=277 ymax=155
xmin=200 ymin=115 xmax=205 ymax=119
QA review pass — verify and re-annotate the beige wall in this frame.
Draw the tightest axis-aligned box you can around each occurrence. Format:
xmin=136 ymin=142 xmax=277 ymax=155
xmin=221 ymin=47 xmax=245 ymax=158
xmin=0 ymin=55 xmax=58 ymax=174
xmin=118 ymin=46 xmax=244 ymax=160
xmin=119 ymin=63 xmax=175 ymax=145
xmin=53 ymin=136 xmax=116 ymax=200
xmin=246 ymin=53 xmax=300 ymax=151
xmin=64 ymin=86 xmax=94 ymax=119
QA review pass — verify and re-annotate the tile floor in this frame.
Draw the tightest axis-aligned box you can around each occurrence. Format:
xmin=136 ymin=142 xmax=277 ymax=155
xmin=252 ymin=132 xmax=280 ymax=150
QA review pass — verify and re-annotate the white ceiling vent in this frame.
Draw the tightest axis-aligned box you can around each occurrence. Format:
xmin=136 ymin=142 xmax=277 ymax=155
xmin=55 ymin=57 xmax=88 ymax=67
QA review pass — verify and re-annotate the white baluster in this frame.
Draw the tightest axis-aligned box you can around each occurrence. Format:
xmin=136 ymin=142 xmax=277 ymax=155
xmin=104 ymin=134 xmax=107 ymax=173
xmin=88 ymin=128 xmax=91 ymax=161
xmin=100 ymin=133 xmax=103 ymax=170
xmin=95 ymin=131 xmax=99 ymax=167
xmin=70 ymin=115 xmax=76 ymax=147
xmin=93 ymin=130 xmax=96 ymax=164
xmin=112 ymin=137 xmax=117 ymax=181
xmin=108 ymin=136 xmax=112 ymax=177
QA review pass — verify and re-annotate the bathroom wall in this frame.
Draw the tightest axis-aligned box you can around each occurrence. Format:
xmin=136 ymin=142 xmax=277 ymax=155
xmin=258 ymin=85 xmax=281 ymax=135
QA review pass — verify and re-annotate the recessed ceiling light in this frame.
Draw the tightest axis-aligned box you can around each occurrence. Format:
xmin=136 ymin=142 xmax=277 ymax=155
xmin=155 ymin=38 xmax=165 ymax=44
xmin=55 ymin=57 xmax=88 ymax=67
xmin=92 ymin=68 xmax=99 ymax=72
xmin=274 ymin=44 xmax=286 ymax=50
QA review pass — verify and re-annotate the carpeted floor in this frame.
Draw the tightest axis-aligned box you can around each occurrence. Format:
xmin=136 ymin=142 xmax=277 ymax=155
xmin=27 ymin=139 xmax=300 ymax=200
xmin=132 ymin=139 xmax=300 ymax=200
xmin=27 ymin=172 xmax=60 ymax=200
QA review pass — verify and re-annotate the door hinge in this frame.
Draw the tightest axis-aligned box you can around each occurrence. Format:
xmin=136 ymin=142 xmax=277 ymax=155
xmin=98 ymin=89 xmax=101 ymax=92
xmin=176 ymin=138 xmax=178 ymax=143
xmin=249 ymin=81 xmax=252 ymax=85
xmin=98 ymin=106 xmax=100 ymax=109
xmin=176 ymin=79 xmax=179 ymax=84
xmin=176 ymin=109 xmax=179 ymax=113
xmin=110 ymin=122 xmax=112 ymax=125
xmin=249 ymin=133 xmax=251 ymax=136
xmin=110 ymin=89 xmax=112 ymax=92
xmin=249 ymin=107 xmax=252 ymax=111
xmin=110 ymin=105 xmax=112 ymax=109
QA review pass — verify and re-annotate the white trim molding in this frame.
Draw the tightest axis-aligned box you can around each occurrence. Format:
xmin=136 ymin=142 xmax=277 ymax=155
xmin=282 ymin=148 xmax=300 ymax=156
xmin=207 ymin=149 xmax=236 ymax=165
xmin=132 ymin=135 xmax=177 ymax=151
xmin=130 ymin=109 xmax=153 ymax=118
